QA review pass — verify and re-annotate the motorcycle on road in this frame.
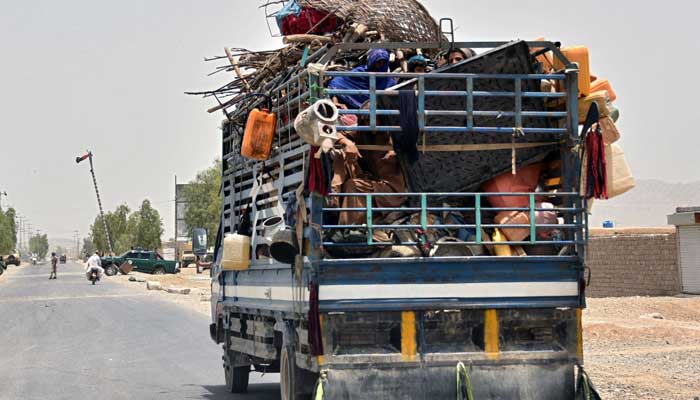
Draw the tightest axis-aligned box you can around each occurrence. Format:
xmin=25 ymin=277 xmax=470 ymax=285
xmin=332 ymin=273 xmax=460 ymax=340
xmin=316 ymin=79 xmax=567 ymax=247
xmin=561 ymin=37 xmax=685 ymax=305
xmin=88 ymin=267 xmax=100 ymax=285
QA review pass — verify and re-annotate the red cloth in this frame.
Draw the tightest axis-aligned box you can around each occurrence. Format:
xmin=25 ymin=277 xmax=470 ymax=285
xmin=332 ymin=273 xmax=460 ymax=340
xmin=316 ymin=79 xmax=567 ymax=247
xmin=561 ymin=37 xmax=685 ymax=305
xmin=308 ymin=146 xmax=331 ymax=196
xmin=585 ymin=127 xmax=608 ymax=199
xmin=307 ymin=282 xmax=324 ymax=356
xmin=280 ymin=8 xmax=341 ymax=35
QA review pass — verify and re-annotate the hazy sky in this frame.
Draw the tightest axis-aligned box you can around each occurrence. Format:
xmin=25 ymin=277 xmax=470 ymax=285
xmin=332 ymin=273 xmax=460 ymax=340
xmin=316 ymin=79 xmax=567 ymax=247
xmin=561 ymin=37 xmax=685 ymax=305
xmin=1 ymin=0 xmax=698 ymax=241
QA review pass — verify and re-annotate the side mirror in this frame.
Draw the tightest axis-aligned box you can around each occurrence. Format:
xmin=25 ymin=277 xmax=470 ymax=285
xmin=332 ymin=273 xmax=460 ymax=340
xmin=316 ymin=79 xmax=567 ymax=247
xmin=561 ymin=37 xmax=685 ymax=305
xmin=192 ymin=228 xmax=208 ymax=257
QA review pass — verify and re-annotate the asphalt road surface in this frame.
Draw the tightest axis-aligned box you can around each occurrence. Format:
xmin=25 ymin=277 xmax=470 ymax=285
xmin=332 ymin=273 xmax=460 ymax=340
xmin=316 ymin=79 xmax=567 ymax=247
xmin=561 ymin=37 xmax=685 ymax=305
xmin=0 ymin=261 xmax=280 ymax=400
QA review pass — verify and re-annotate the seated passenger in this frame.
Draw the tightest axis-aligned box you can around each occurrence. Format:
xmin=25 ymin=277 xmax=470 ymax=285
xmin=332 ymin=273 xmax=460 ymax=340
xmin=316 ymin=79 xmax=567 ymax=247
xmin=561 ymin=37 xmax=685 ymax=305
xmin=407 ymin=55 xmax=428 ymax=73
xmin=397 ymin=54 xmax=429 ymax=85
xmin=327 ymin=49 xmax=397 ymax=110
xmin=331 ymin=102 xmax=406 ymax=226
xmin=436 ymin=48 xmax=476 ymax=67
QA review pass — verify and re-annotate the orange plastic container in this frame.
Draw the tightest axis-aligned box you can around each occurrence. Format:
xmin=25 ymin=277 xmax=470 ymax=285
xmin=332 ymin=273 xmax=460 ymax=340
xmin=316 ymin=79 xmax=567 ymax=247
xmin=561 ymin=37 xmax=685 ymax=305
xmin=241 ymin=108 xmax=277 ymax=160
xmin=590 ymin=78 xmax=617 ymax=102
xmin=578 ymin=90 xmax=611 ymax=123
xmin=481 ymin=163 xmax=543 ymax=208
xmin=554 ymin=46 xmax=591 ymax=97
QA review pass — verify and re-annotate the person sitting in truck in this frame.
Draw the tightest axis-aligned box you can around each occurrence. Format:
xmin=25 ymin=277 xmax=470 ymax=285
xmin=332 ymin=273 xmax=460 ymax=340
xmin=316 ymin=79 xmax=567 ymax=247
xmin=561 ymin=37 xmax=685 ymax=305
xmin=327 ymin=48 xmax=397 ymax=110
xmin=330 ymin=101 xmax=406 ymax=226
xmin=407 ymin=54 xmax=428 ymax=73
xmin=437 ymin=48 xmax=476 ymax=67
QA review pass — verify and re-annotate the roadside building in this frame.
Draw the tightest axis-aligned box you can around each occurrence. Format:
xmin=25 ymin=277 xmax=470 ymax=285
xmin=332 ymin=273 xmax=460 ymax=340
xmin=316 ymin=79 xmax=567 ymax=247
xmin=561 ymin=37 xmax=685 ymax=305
xmin=667 ymin=207 xmax=700 ymax=294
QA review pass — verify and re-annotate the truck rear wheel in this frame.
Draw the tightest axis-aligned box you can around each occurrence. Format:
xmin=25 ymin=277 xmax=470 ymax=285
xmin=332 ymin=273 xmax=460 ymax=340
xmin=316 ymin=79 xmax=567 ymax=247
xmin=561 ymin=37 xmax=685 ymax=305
xmin=223 ymin=344 xmax=250 ymax=393
xmin=280 ymin=346 xmax=316 ymax=400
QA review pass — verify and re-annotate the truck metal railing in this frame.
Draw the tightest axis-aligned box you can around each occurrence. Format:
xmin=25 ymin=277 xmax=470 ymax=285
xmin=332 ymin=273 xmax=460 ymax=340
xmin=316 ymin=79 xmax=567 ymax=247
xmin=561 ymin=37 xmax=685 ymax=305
xmin=321 ymin=192 xmax=584 ymax=249
xmin=324 ymin=71 xmax=570 ymax=135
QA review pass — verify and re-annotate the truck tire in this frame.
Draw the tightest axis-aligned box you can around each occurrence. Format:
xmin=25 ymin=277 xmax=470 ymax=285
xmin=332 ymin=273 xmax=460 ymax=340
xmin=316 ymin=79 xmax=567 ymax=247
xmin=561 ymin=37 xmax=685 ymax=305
xmin=0 ymin=265 xmax=4 ymax=276
xmin=223 ymin=336 xmax=250 ymax=393
xmin=8 ymin=255 xmax=17 ymax=266
xmin=280 ymin=345 xmax=317 ymax=400
xmin=105 ymin=264 xmax=118 ymax=277
xmin=153 ymin=267 xmax=165 ymax=275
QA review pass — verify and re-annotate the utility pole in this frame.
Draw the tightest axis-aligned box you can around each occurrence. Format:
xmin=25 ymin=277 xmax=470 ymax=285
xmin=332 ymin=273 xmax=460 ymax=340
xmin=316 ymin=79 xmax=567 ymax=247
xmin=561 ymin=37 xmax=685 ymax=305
xmin=25 ymin=223 xmax=32 ymax=251
xmin=74 ymin=230 xmax=80 ymax=260
xmin=174 ymin=175 xmax=178 ymax=263
xmin=0 ymin=190 xmax=7 ymax=211
xmin=76 ymin=151 xmax=113 ymax=255
xmin=16 ymin=215 xmax=23 ymax=251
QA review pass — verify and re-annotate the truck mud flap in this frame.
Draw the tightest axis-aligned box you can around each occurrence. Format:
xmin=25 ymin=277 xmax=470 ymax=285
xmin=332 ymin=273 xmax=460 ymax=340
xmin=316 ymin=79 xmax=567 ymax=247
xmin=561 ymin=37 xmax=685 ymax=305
xmin=319 ymin=361 xmax=574 ymax=400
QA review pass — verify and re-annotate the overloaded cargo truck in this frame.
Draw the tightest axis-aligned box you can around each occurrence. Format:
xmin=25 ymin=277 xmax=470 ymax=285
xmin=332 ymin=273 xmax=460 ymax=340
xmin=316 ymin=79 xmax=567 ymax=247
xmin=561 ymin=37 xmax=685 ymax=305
xmin=205 ymin=39 xmax=596 ymax=399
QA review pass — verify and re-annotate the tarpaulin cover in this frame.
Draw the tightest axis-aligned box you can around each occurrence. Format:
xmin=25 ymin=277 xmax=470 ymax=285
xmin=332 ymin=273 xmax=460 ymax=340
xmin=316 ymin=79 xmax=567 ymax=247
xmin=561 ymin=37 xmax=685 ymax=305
xmin=378 ymin=41 xmax=559 ymax=194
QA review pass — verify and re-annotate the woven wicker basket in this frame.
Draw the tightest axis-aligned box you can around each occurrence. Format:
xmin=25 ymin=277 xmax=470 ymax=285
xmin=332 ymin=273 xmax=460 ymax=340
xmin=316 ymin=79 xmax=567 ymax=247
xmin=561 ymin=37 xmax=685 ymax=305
xmin=299 ymin=0 xmax=441 ymax=42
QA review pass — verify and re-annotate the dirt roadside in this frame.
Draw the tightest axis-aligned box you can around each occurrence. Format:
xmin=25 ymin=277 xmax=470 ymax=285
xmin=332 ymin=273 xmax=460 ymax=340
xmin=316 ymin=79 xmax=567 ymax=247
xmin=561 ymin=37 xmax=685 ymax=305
xmin=111 ymin=269 xmax=700 ymax=399
xmin=584 ymin=296 xmax=700 ymax=400
xmin=109 ymin=267 xmax=212 ymax=315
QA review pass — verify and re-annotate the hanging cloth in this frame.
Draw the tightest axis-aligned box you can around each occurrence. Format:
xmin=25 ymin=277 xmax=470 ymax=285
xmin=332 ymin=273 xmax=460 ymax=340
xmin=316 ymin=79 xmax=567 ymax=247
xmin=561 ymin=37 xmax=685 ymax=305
xmin=585 ymin=126 xmax=608 ymax=199
xmin=307 ymin=146 xmax=331 ymax=195
xmin=307 ymin=282 xmax=324 ymax=356
xmin=395 ymin=90 xmax=420 ymax=163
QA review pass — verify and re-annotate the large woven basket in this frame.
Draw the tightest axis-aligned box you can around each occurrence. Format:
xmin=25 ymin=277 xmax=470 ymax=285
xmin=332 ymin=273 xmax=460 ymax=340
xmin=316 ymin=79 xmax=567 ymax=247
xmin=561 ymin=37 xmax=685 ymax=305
xmin=299 ymin=0 xmax=441 ymax=42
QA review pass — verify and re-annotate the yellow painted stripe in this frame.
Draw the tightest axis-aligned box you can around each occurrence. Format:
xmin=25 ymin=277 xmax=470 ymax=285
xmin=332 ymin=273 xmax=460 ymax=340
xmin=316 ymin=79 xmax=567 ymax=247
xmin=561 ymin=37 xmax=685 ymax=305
xmin=576 ymin=308 xmax=584 ymax=360
xmin=484 ymin=309 xmax=499 ymax=360
xmin=317 ymin=314 xmax=325 ymax=365
xmin=401 ymin=311 xmax=417 ymax=361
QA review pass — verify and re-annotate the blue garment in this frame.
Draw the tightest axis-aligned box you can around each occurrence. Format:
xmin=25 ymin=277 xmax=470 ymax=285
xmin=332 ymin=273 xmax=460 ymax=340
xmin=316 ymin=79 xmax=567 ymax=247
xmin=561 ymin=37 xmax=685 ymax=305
xmin=328 ymin=49 xmax=397 ymax=109
xmin=275 ymin=1 xmax=302 ymax=31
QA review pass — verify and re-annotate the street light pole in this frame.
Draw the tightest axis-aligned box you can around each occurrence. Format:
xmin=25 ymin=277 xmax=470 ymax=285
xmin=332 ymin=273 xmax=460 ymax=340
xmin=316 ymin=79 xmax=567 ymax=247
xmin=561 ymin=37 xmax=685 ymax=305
xmin=76 ymin=151 xmax=113 ymax=255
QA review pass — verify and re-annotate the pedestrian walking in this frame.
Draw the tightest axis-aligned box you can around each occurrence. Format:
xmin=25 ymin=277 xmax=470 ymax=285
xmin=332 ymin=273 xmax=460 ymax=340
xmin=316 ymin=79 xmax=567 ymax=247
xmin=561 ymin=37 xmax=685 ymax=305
xmin=49 ymin=252 xmax=58 ymax=280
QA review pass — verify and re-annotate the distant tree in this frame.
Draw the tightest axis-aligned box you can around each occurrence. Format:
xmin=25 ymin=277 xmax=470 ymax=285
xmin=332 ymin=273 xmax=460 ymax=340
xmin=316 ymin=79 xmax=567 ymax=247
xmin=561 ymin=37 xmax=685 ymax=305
xmin=89 ymin=200 xmax=163 ymax=254
xmin=0 ymin=208 xmax=17 ymax=253
xmin=131 ymin=199 xmax=163 ymax=250
xmin=182 ymin=160 xmax=222 ymax=241
xmin=82 ymin=237 xmax=95 ymax=256
xmin=90 ymin=204 xmax=131 ymax=255
xmin=29 ymin=234 xmax=49 ymax=259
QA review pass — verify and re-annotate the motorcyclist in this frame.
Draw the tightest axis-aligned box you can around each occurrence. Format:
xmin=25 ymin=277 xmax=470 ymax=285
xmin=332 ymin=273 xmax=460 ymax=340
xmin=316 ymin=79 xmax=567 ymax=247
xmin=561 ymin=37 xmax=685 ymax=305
xmin=85 ymin=251 xmax=104 ymax=281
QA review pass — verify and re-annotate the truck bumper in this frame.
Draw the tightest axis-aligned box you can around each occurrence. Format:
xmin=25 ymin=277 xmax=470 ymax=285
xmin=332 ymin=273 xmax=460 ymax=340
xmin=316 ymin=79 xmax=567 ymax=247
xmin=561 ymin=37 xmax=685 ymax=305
xmin=320 ymin=360 xmax=574 ymax=400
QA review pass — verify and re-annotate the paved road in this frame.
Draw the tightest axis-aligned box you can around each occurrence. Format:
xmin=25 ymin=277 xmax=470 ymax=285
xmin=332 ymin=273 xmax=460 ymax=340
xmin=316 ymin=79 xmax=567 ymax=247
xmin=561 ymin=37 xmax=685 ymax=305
xmin=0 ymin=262 xmax=280 ymax=400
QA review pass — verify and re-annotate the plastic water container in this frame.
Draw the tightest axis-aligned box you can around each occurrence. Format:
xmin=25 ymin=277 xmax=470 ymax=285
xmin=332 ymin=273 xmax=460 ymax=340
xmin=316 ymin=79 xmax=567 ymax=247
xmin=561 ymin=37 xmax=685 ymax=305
xmin=577 ymin=90 xmax=611 ymax=123
xmin=554 ymin=46 xmax=591 ymax=97
xmin=602 ymin=220 xmax=615 ymax=228
xmin=241 ymin=108 xmax=277 ymax=161
xmin=222 ymin=234 xmax=251 ymax=271
xmin=492 ymin=229 xmax=513 ymax=257
xmin=590 ymin=78 xmax=617 ymax=102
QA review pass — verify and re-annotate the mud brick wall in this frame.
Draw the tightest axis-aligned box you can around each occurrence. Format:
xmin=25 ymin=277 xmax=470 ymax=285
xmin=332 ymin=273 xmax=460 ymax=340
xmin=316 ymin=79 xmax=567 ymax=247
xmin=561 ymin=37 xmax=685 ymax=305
xmin=586 ymin=232 xmax=680 ymax=297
